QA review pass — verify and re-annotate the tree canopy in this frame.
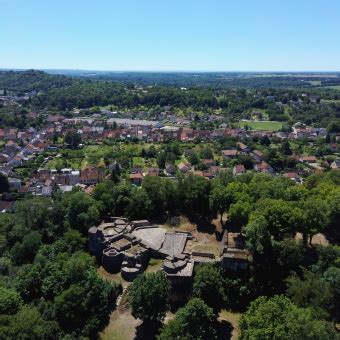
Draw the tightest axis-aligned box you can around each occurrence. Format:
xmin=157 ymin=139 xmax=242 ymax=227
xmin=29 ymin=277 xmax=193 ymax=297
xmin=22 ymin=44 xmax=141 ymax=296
xmin=128 ymin=271 xmax=170 ymax=322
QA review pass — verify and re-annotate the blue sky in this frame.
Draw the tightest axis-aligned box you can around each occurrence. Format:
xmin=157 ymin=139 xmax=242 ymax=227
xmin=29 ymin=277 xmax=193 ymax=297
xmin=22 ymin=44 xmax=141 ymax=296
xmin=1 ymin=0 xmax=340 ymax=71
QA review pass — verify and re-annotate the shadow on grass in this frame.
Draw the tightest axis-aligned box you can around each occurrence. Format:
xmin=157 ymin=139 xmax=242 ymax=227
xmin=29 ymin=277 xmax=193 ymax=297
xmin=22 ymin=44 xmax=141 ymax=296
xmin=216 ymin=319 xmax=234 ymax=340
xmin=188 ymin=215 xmax=216 ymax=235
xmin=134 ymin=320 xmax=162 ymax=340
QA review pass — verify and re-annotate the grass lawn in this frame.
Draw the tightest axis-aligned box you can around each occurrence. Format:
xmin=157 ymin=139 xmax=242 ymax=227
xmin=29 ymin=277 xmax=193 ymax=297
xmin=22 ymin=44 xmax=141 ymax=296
xmin=100 ymin=306 xmax=140 ymax=340
xmin=239 ymin=120 xmax=283 ymax=131
xmin=145 ymin=259 xmax=163 ymax=273
xmin=97 ymin=266 xmax=129 ymax=287
xmin=132 ymin=156 xmax=144 ymax=167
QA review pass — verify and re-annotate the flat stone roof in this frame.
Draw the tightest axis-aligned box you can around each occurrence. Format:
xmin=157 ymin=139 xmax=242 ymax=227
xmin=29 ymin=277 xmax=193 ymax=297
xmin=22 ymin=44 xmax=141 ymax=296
xmin=164 ymin=260 xmax=194 ymax=277
xmin=132 ymin=227 xmax=166 ymax=250
xmin=160 ymin=233 xmax=188 ymax=257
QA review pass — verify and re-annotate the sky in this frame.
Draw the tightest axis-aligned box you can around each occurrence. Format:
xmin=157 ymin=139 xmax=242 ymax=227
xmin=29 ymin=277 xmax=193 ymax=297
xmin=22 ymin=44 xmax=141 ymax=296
xmin=1 ymin=0 xmax=340 ymax=71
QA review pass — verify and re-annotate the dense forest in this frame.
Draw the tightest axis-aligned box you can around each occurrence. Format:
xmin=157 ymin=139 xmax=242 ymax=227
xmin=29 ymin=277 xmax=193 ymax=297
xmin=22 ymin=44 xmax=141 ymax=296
xmin=0 ymin=190 xmax=122 ymax=338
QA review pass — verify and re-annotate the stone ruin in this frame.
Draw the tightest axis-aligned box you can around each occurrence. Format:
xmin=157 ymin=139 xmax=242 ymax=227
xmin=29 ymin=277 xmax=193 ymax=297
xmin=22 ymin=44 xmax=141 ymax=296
xmin=89 ymin=218 xmax=250 ymax=299
xmin=220 ymin=231 xmax=250 ymax=270
xmin=89 ymin=218 xmax=150 ymax=279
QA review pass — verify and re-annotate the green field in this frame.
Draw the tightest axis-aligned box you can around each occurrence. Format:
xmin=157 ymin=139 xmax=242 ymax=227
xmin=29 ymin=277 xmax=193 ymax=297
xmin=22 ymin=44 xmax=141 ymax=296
xmin=239 ymin=120 xmax=283 ymax=131
xmin=308 ymin=80 xmax=322 ymax=86
xmin=321 ymin=98 xmax=340 ymax=104
xmin=323 ymin=85 xmax=340 ymax=90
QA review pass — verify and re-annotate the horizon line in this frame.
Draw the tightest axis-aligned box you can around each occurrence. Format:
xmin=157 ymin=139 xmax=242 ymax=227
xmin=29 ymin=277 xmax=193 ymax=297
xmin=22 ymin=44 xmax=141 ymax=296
xmin=1 ymin=67 xmax=340 ymax=74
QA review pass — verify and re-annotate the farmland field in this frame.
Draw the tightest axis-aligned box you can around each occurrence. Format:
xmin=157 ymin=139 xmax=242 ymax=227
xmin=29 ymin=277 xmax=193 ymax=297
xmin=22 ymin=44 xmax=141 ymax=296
xmin=239 ymin=120 xmax=283 ymax=131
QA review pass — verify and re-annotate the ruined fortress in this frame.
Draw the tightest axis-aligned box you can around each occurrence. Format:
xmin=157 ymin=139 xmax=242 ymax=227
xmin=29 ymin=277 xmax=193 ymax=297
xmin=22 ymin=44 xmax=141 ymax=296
xmin=89 ymin=217 xmax=250 ymax=299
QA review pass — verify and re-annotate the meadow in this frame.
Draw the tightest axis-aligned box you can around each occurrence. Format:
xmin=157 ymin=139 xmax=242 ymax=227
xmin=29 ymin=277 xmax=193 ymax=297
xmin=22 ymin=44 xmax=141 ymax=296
xmin=239 ymin=120 xmax=283 ymax=131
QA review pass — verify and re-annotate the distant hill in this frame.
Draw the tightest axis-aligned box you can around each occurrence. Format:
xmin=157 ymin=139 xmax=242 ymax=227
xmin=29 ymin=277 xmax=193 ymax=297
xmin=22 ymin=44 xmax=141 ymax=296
xmin=2 ymin=69 xmax=340 ymax=91
xmin=44 ymin=70 xmax=340 ymax=88
xmin=0 ymin=69 xmax=74 ymax=95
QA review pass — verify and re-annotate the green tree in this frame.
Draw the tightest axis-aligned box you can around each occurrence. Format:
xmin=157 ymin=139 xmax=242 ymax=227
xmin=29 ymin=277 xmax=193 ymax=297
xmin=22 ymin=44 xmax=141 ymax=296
xmin=193 ymin=264 xmax=227 ymax=312
xmin=200 ymin=147 xmax=214 ymax=159
xmin=128 ymin=271 xmax=170 ymax=323
xmin=302 ymin=197 xmax=329 ymax=245
xmin=280 ymin=139 xmax=293 ymax=155
xmin=142 ymin=176 xmax=168 ymax=217
xmin=126 ymin=188 xmax=153 ymax=220
xmin=64 ymin=130 xmax=81 ymax=149
xmin=274 ymin=239 xmax=304 ymax=275
xmin=54 ymin=268 xmax=121 ymax=336
xmin=65 ymin=191 xmax=99 ymax=234
xmin=286 ymin=270 xmax=334 ymax=320
xmin=188 ymin=150 xmax=200 ymax=165
xmin=239 ymin=295 xmax=336 ymax=340
xmin=181 ymin=175 xmax=211 ymax=216
xmin=14 ymin=263 xmax=43 ymax=302
xmin=328 ymin=190 xmax=340 ymax=236
xmin=15 ymin=197 xmax=56 ymax=240
xmin=158 ymin=298 xmax=217 ymax=340
xmin=209 ymin=185 xmax=227 ymax=223
xmin=255 ymin=199 xmax=304 ymax=240
xmin=324 ymin=266 xmax=340 ymax=324
xmin=0 ymin=306 xmax=61 ymax=339
xmin=54 ymin=284 xmax=87 ymax=333
xmin=10 ymin=231 xmax=42 ymax=265
xmin=260 ymin=135 xmax=271 ymax=146
xmin=244 ymin=216 xmax=272 ymax=259
xmin=228 ymin=200 xmax=252 ymax=228
xmin=0 ymin=287 xmax=23 ymax=315
xmin=110 ymin=162 xmax=121 ymax=183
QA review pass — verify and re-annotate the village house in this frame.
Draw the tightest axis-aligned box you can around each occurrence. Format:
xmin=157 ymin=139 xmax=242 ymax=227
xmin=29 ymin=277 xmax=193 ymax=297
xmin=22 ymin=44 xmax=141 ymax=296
xmin=59 ymin=169 xmax=81 ymax=186
xmin=79 ymin=167 xmax=100 ymax=185
xmin=4 ymin=141 xmax=20 ymax=155
xmin=194 ymin=130 xmax=210 ymax=139
xmin=299 ymin=156 xmax=317 ymax=163
xmin=0 ymin=154 xmax=9 ymax=163
xmin=233 ymin=164 xmax=246 ymax=176
xmin=221 ymin=149 xmax=239 ymax=159
xmin=251 ymin=149 xmax=264 ymax=162
xmin=131 ymin=167 xmax=143 ymax=174
xmin=165 ymin=163 xmax=176 ymax=176
xmin=254 ymin=161 xmax=273 ymax=174
xmin=9 ymin=155 xmax=24 ymax=167
xmin=129 ymin=172 xmax=143 ymax=186
xmin=3 ymin=129 xmax=18 ymax=141
xmin=330 ymin=160 xmax=340 ymax=169
xmin=329 ymin=144 xmax=338 ymax=153
xmin=236 ymin=142 xmax=250 ymax=154
xmin=202 ymin=159 xmax=215 ymax=167
xmin=145 ymin=167 xmax=160 ymax=177
xmin=210 ymin=165 xmax=221 ymax=175
xmin=177 ymin=162 xmax=191 ymax=173
xmin=0 ymin=200 xmax=15 ymax=213
xmin=177 ymin=128 xmax=194 ymax=142
xmin=282 ymin=172 xmax=301 ymax=183
xmin=201 ymin=171 xmax=214 ymax=180
xmin=8 ymin=177 xmax=21 ymax=190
